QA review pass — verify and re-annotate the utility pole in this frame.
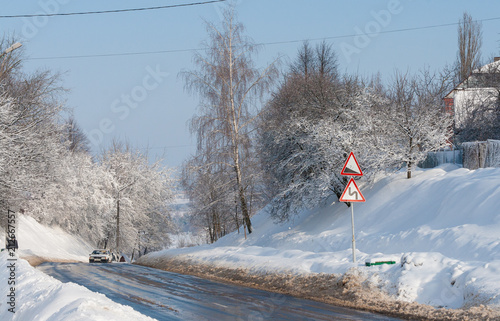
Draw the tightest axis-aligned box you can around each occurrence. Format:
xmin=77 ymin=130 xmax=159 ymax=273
xmin=116 ymin=192 xmax=120 ymax=250
xmin=115 ymin=179 xmax=137 ymax=252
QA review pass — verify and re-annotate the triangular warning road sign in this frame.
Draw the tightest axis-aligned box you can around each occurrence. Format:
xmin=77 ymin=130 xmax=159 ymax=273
xmin=339 ymin=178 xmax=365 ymax=202
xmin=341 ymin=152 xmax=363 ymax=176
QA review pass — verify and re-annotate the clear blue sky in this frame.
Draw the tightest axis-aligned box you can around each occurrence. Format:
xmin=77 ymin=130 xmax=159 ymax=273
xmin=1 ymin=0 xmax=499 ymax=169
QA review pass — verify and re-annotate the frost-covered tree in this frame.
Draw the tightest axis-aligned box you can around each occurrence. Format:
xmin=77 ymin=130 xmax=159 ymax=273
xmin=258 ymin=43 xmax=390 ymax=220
xmin=1 ymin=37 xmax=109 ymax=245
xmin=1 ymin=38 xmax=174 ymax=255
xmin=28 ymin=151 xmax=114 ymax=246
xmin=382 ymin=70 xmax=453 ymax=178
xmin=260 ymin=78 xmax=389 ymax=220
xmin=99 ymin=140 xmax=174 ymax=253
xmin=0 ymin=37 xmax=68 ymax=239
xmin=27 ymin=139 xmax=174 ymax=255
xmin=259 ymin=43 xmax=452 ymax=221
xmin=0 ymin=60 xmax=64 ymax=215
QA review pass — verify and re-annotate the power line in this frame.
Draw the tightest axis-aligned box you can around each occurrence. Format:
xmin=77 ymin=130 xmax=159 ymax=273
xmin=0 ymin=0 xmax=225 ymax=18
xmin=252 ymin=16 xmax=500 ymax=46
xmin=141 ymin=144 xmax=195 ymax=150
xmin=28 ymin=48 xmax=200 ymax=60
xmin=26 ymin=15 xmax=500 ymax=61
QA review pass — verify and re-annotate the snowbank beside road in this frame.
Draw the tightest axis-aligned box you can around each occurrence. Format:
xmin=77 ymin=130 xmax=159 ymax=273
xmin=0 ymin=252 xmax=156 ymax=321
xmin=15 ymin=215 xmax=93 ymax=263
xmin=139 ymin=165 xmax=500 ymax=311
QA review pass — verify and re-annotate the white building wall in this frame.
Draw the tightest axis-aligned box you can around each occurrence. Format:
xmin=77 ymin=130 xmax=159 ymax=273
xmin=454 ymin=88 xmax=498 ymax=127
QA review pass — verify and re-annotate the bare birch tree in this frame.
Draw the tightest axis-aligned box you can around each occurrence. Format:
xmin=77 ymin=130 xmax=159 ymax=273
xmin=181 ymin=6 xmax=278 ymax=234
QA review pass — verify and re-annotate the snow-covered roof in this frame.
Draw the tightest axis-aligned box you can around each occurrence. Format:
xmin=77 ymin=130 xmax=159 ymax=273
xmin=444 ymin=59 xmax=500 ymax=99
xmin=472 ymin=59 xmax=500 ymax=73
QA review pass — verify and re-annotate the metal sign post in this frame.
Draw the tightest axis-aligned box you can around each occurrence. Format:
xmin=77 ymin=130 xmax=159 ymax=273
xmin=351 ymin=204 xmax=356 ymax=263
xmin=340 ymin=153 xmax=365 ymax=263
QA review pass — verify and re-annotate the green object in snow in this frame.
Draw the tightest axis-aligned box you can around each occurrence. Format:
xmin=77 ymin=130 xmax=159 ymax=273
xmin=365 ymin=260 xmax=396 ymax=266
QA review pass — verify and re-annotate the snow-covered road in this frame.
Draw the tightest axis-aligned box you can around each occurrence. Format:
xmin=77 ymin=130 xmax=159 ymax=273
xmin=36 ymin=262 xmax=400 ymax=320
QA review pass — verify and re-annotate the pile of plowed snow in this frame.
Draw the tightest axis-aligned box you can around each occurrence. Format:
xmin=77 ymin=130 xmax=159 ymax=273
xmin=140 ymin=165 xmax=500 ymax=309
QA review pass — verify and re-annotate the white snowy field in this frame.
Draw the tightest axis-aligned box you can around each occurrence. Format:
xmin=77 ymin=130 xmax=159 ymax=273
xmin=142 ymin=164 xmax=500 ymax=310
xmin=0 ymin=217 xmax=156 ymax=321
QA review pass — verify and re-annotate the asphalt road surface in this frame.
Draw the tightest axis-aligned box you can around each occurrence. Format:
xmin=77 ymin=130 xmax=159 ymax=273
xmin=37 ymin=262 xmax=401 ymax=321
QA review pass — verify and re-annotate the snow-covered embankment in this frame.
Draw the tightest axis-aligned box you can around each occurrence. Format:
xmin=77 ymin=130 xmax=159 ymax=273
xmin=138 ymin=165 xmax=500 ymax=318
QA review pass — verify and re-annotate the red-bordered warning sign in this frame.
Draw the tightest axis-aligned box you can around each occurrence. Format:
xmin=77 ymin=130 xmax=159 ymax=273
xmin=339 ymin=178 xmax=365 ymax=202
xmin=341 ymin=152 xmax=363 ymax=176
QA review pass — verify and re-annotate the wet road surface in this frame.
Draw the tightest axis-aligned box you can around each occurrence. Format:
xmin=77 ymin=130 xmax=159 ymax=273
xmin=37 ymin=262 xmax=400 ymax=320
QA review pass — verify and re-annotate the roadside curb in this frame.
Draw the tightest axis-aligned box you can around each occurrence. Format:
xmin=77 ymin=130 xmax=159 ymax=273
xmin=135 ymin=255 xmax=500 ymax=321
